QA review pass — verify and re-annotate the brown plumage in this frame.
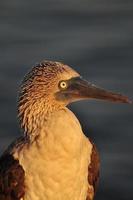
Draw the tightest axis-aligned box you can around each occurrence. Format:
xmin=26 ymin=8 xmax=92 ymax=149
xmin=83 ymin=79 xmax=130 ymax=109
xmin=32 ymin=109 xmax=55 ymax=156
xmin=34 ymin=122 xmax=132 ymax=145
xmin=0 ymin=154 xmax=25 ymax=200
xmin=87 ymin=142 xmax=100 ymax=200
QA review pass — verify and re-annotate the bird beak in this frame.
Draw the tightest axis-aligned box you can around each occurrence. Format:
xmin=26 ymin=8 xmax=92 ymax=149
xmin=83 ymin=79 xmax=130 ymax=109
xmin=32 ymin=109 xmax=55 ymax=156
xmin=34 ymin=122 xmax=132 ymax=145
xmin=65 ymin=77 xmax=132 ymax=104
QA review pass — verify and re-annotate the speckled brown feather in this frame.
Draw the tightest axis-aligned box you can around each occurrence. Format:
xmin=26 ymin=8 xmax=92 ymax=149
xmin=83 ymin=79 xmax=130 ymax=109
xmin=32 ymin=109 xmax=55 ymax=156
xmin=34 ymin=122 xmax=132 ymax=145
xmin=18 ymin=60 xmax=73 ymax=136
xmin=0 ymin=154 xmax=25 ymax=200
xmin=86 ymin=140 xmax=100 ymax=200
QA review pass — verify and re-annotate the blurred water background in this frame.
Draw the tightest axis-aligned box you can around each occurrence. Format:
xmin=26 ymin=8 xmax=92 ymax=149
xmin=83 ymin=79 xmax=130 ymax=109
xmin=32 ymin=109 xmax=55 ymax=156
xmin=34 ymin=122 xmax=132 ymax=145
xmin=0 ymin=0 xmax=133 ymax=199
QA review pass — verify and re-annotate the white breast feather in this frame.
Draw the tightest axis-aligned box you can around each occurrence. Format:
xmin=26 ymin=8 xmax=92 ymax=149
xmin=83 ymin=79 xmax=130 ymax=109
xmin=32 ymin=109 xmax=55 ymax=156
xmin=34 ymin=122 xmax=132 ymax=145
xmin=14 ymin=108 xmax=92 ymax=200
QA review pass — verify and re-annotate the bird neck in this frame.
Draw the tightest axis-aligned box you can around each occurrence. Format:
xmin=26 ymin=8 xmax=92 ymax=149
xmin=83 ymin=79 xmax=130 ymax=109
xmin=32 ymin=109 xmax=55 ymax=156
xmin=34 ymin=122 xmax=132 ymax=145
xmin=18 ymin=97 xmax=62 ymax=140
xmin=34 ymin=107 xmax=84 ymax=157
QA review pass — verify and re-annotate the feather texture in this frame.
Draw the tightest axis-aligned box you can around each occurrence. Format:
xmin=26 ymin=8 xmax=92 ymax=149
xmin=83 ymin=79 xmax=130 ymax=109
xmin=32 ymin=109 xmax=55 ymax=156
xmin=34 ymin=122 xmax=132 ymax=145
xmin=0 ymin=154 xmax=25 ymax=200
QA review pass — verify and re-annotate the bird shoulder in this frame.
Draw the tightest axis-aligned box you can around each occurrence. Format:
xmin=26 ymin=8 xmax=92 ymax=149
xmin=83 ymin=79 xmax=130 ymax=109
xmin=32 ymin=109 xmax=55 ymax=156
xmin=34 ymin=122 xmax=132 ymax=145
xmin=86 ymin=139 xmax=100 ymax=200
xmin=0 ymin=153 xmax=25 ymax=200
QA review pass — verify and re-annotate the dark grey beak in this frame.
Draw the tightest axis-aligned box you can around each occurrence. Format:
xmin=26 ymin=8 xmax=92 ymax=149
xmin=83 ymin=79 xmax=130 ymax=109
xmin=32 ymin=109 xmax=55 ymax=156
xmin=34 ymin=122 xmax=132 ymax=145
xmin=59 ymin=77 xmax=132 ymax=104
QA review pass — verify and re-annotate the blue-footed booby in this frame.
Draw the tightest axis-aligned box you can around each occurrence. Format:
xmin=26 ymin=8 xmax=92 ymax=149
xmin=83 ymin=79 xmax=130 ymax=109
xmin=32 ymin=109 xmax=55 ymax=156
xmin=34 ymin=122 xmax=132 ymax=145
xmin=0 ymin=60 xmax=131 ymax=200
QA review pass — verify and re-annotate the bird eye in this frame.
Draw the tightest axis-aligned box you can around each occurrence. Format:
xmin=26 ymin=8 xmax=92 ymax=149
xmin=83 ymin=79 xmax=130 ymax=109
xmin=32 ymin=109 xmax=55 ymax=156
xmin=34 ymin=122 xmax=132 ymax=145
xmin=59 ymin=81 xmax=68 ymax=90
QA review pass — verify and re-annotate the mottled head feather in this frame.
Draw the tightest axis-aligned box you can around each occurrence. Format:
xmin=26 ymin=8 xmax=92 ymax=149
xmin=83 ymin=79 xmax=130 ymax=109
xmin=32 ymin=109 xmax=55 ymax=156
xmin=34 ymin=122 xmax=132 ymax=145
xmin=22 ymin=60 xmax=78 ymax=84
xmin=18 ymin=60 xmax=79 ymax=136
xmin=19 ymin=60 xmax=79 ymax=103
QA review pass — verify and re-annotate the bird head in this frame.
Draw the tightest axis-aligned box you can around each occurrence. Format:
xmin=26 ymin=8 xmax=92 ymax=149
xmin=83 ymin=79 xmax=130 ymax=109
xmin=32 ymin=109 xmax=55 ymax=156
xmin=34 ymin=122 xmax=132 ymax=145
xmin=19 ymin=60 xmax=131 ymax=109
xmin=18 ymin=60 xmax=131 ymax=134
